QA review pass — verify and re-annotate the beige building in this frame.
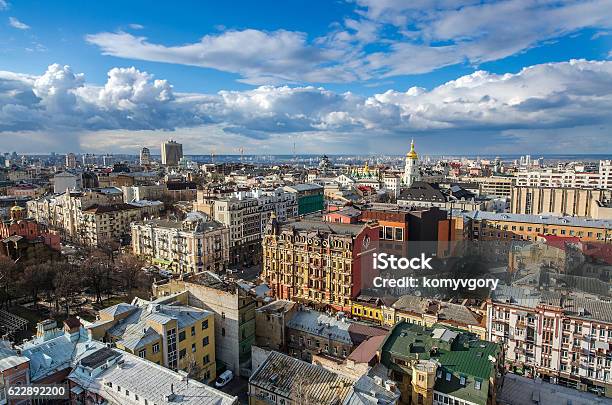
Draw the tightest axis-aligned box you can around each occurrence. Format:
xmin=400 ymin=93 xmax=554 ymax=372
xmin=469 ymin=176 xmax=515 ymax=197
xmin=465 ymin=211 xmax=612 ymax=243
xmin=384 ymin=295 xmax=487 ymax=340
xmin=511 ymin=186 xmax=612 ymax=219
xmin=131 ymin=213 xmax=229 ymax=274
xmin=27 ymin=188 xmax=162 ymax=246
xmin=195 ymin=189 xmax=298 ymax=266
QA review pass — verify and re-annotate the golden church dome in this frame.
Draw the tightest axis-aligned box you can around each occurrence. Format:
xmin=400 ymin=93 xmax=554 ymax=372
xmin=406 ymin=139 xmax=418 ymax=159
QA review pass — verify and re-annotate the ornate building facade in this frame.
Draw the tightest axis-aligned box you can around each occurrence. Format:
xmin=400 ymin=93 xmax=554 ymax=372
xmin=261 ymin=216 xmax=379 ymax=311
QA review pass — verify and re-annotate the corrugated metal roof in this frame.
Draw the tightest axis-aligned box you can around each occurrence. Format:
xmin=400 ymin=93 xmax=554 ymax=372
xmin=250 ymin=351 xmax=353 ymax=404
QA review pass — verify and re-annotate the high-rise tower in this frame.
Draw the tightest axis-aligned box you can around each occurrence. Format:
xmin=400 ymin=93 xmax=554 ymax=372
xmin=161 ymin=140 xmax=183 ymax=166
xmin=140 ymin=147 xmax=151 ymax=166
xmin=403 ymin=139 xmax=421 ymax=187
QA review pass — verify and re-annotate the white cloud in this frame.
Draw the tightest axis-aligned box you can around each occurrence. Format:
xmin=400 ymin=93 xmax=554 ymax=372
xmin=84 ymin=1 xmax=612 ymax=84
xmin=8 ymin=16 xmax=29 ymax=30
xmin=1 ymin=60 xmax=612 ymax=153
xmin=0 ymin=0 xmax=8 ymax=10
xmin=86 ymin=29 xmax=358 ymax=85
xmin=128 ymin=23 xmax=144 ymax=30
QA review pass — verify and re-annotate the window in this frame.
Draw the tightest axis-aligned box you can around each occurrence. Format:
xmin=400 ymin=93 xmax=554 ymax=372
xmin=202 ymin=320 xmax=209 ymax=330
xmin=192 ymin=343 xmax=196 ymax=353
xmin=138 ymin=349 xmax=146 ymax=358
xmin=152 ymin=343 xmax=159 ymax=353
xmin=203 ymin=336 xmax=209 ymax=346
xmin=222 ymin=328 xmax=226 ymax=337
xmin=446 ymin=372 xmax=451 ymax=381
xmin=179 ymin=331 xmax=186 ymax=342
xmin=395 ymin=228 xmax=403 ymax=241
xmin=191 ymin=326 xmax=195 ymax=336
xmin=460 ymin=375 xmax=466 ymax=386
xmin=204 ymin=355 xmax=210 ymax=364
xmin=475 ymin=379 xmax=482 ymax=390
xmin=179 ymin=348 xmax=186 ymax=359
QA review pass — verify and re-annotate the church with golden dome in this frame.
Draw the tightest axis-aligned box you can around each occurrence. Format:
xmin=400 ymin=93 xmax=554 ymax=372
xmin=403 ymin=139 xmax=421 ymax=186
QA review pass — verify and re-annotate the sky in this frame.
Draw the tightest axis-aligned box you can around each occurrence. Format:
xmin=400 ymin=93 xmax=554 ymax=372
xmin=1 ymin=0 xmax=612 ymax=155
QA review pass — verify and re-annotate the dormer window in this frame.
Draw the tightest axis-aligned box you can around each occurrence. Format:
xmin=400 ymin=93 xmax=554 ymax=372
xmin=475 ymin=379 xmax=482 ymax=390
xmin=446 ymin=372 xmax=451 ymax=381
xmin=460 ymin=375 xmax=466 ymax=386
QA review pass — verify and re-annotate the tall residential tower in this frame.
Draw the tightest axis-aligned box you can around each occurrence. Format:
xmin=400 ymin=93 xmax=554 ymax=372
xmin=161 ymin=140 xmax=183 ymax=166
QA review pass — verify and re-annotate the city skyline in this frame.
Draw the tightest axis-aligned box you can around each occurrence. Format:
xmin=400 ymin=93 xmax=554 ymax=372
xmin=1 ymin=1 xmax=612 ymax=154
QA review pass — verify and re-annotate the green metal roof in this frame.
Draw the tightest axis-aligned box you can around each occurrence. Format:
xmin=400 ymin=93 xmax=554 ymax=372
xmin=380 ymin=322 xmax=501 ymax=405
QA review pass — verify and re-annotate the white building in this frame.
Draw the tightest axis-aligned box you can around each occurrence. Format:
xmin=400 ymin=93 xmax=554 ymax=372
xmin=53 ymin=171 xmax=82 ymax=193
xmin=515 ymin=160 xmax=612 ymax=189
xmin=403 ymin=140 xmax=421 ymax=186
xmin=383 ymin=175 xmax=401 ymax=198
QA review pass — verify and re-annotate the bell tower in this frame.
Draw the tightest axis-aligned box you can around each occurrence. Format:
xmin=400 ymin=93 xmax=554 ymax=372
xmin=403 ymin=139 xmax=421 ymax=186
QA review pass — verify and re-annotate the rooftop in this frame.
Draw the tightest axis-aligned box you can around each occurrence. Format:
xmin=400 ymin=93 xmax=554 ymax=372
xmin=70 ymin=347 xmax=237 ymax=405
xmin=465 ymin=210 xmax=612 ymax=229
xmin=492 ymin=285 xmax=612 ymax=323
xmin=283 ymin=219 xmax=366 ymax=237
xmin=250 ymin=351 xmax=353 ymax=404
xmin=380 ymin=322 xmax=500 ymax=405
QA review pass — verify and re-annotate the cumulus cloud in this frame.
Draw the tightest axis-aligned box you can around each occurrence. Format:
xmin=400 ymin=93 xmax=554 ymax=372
xmin=0 ymin=0 xmax=8 ymax=10
xmin=86 ymin=29 xmax=356 ymax=85
xmin=8 ymin=16 xmax=29 ymax=30
xmin=1 ymin=60 xmax=612 ymax=152
xmin=84 ymin=1 xmax=612 ymax=84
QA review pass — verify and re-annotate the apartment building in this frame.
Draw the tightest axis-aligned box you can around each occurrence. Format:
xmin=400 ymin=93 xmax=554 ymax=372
xmin=131 ymin=213 xmax=230 ymax=274
xmin=465 ymin=211 xmax=612 ymax=243
xmin=152 ymin=272 xmax=256 ymax=376
xmin=511 ymin=186 xmax=612 ymax=219
xmin=26 ymin=188 xmax=162 ymax=246
xmin=262 ymin=218 xmax=379 ymax=311
xmin=515 ymin=160 xmax=612 ymax=189
xmin=468 ymin=176 xmax=515 ymax=198
xmin=488 ymin=286 xmax=612 ymax=397
xmin=87 ymin=297 xmax=217 ymax=383
xmin=195 ymin=188 xmax=298 ymax=265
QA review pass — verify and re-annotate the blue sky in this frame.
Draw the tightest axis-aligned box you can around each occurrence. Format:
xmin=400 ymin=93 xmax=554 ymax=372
xmin=1 ymin=0 xmax=612 ymax=154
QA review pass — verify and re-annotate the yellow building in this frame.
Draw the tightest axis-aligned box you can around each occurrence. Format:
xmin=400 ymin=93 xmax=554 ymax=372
xmin=351 ymin=295 xmax=387 ymax=324
xmin=466 ymin=211 xmax=612 ymax=243
xmin=86 ymin=297 xmax=216 ymax=383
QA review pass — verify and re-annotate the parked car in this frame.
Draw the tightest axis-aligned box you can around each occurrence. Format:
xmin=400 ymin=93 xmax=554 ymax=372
xmin=214 ymin=370 xmax=233 ymax=388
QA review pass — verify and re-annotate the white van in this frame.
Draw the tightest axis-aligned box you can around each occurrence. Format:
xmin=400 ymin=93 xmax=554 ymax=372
xmin=214 ymin=370 xmax=233 ymax=388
